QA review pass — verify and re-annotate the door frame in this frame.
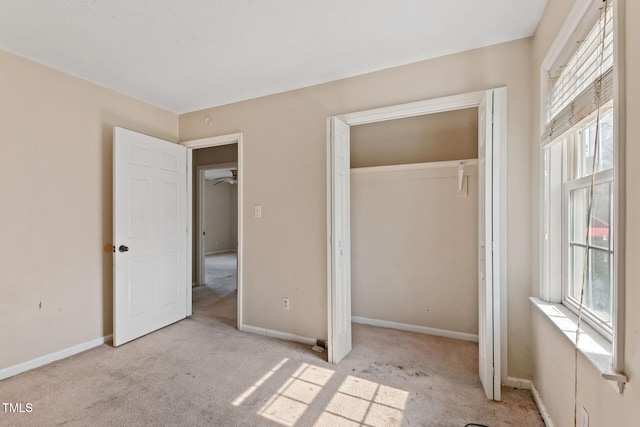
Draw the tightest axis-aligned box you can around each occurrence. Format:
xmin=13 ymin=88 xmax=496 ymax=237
xmin=326 ymin=89 xmax=508 ymax=391
xmin=196 ymin=162 xmax=238 ymax=285
xmin=182 ymin=133 xmax=243 ymax=329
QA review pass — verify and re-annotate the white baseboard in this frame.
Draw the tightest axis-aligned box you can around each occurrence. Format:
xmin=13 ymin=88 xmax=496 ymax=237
xmin=504 ymin=376 xmax=532 ymax=390
xmin=531 ymin=382 xmax=554 ymax=427
xmin=351 ymin=316 xmax=479 ymax=342
xmin=0 ymin=334 xmax=113 ymax=381
xmin=506 ymin=377 xmax=554 ymax=427
xmin=241 ymin=324 xmax=316 ymax=346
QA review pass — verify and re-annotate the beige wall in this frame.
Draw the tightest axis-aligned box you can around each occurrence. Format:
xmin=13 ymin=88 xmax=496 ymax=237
xmin=351 ymin=165 xmax=478 ymax=335
xmin=0 ymin=27 xmax=536 ymax=381
xmin=0 ymin=49 xmax=178 ymax=371
xmin=193 ymin=144 xmax=238 ymax=165
xmin=180 ymin=38 xmax=533 ymax=377
xmin=204 ymin=181 xmax=237 ymax=253
xmin=351 ymin=108 xmax=478 ymax=168
xmin=530 ymin=1 xmax=640 ymax=425
xmin=191 ymin=145 xmax=238 ymax=283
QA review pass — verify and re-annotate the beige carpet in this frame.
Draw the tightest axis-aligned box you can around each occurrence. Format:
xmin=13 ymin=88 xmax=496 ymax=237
xmin=205 ymin=252 xmax=237 ymax=293
xmin=0 ymin=286 xmax=543 ymax=426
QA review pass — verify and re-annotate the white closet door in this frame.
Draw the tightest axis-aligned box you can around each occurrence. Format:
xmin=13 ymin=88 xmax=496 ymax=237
xmin=329 ymin=117 xmax=352 ymax=364
xmin=478 ymin=92 xmax=500 ymax=400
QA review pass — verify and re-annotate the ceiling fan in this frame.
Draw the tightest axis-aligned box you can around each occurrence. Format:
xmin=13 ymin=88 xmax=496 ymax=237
xmin=211 ymin=169 xmax=238 ymax=185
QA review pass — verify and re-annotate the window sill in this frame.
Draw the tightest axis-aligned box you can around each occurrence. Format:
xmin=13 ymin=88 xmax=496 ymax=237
xmin=530 ymin=297 xmax=628 ymax=390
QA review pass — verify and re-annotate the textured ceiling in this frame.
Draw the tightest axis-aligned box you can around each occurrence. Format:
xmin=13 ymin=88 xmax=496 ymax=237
xmin=0 ymin=0 xmax=546 ymax=113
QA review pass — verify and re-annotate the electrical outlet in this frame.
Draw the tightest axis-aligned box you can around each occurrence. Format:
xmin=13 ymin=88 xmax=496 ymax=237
xmin=581 ymin=407 xmax=589 ymax=427
xmin=282 ymin=297 xmax=290 ymax=310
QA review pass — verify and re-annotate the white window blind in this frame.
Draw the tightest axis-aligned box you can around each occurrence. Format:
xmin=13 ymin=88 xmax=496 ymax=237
xmin=542 ymin=1 xmax=613 ymax=146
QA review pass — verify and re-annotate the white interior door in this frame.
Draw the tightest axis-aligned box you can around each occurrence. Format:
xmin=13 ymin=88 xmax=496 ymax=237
xmin=329 ymin=117 xmax=352 ymax=364
xmin=113 ymin=127 xmax=188 ymax=346
xmin=478 ymin=92 xmax=501 ymax=400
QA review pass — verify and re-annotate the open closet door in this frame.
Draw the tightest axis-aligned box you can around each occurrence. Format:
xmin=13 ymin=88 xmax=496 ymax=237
xmin=113 ymin=127 xmax=188 ymax=346
xmin=329 ymin=117 xmax=352 ymax=364
xmin=478 ymin=91 xmax=501 ymax=400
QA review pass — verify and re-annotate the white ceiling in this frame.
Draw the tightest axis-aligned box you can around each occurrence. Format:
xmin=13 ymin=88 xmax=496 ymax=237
xmin=0 ymin=0 xmax=546 ymax=114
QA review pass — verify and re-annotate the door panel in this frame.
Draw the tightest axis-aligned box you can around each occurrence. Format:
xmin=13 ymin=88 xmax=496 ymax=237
xmin=330 ymin=117 xmax=352 ymax=364
xmin=129 ymin=256 xmax=151 ymax=318
xmin=160 ymin=251 xmax=179 ymax=307
xmin=478 ymin=92 xmax=500 ymax=400
xmin=161 ymin=182 xmax=179 ymax=235
xmin=113 ymin=127 xmax=187 ymax=346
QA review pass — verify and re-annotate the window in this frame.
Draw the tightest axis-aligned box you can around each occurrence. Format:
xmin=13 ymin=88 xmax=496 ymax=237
xmin=541 ymin=0 xmax=616 ymax=340
xmin=563 ymin=107 xmax=614 ymax=337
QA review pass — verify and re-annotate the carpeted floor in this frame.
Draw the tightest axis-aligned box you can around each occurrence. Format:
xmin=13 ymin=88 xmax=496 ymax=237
xmin=0 ymin=272 xmax=543 ymax=426
xmin=205 ymin=252 xmax=237 ymax=293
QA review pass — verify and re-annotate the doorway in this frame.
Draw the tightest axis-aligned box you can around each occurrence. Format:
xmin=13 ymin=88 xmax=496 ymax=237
xmin=112 ymin=130 xmax=243 ymax=347
xmin=182 ymin=133 xmax=244 ymax=328
xmin=350 ymin=108 xmax=480 ymax=343
xmin=326 ymin=89 xmax=507 ymax=400
xmin=196 ymin=163 xmax=238 ymax=285
xmin=194 ymin=162 xmax=239 ymax=324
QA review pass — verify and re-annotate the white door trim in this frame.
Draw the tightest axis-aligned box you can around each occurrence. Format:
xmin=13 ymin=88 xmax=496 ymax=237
xmin=327 ymin=89 xmax=508 ymax=397
xmin=196 ymin=162 xmax=238 ymax=285
xmin=338 ymin=90 xmax=486 ymax=125
xmin=181 ymin=134 xmax=244 ymax=329
xmin=183 ymin=133 xmax=243 ymax=149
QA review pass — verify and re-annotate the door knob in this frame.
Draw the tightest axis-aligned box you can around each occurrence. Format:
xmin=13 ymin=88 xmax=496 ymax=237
xmin=118 ymin=245 xmax=129 ymax=253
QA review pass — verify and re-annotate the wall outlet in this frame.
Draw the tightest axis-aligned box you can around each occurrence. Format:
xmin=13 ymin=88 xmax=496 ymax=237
xmin=282 ymin=297 xmax=290 ymax=310
xmin=581 ymin=407 xmax=589 ymax=427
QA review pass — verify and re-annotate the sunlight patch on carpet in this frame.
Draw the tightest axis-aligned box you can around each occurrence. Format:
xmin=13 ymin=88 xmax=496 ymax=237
xmin=253 ymin=362 xmax=407 ymax=427
xmin=257 ymin=363 xmax=335 ymax=426
xmin=232 ymin=358 xmax=289 ymax=407
xmin=315 ymin=376 xmax=408 ymax=427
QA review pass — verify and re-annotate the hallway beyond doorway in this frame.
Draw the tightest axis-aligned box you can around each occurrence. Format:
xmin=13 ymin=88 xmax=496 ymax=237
xmin=205 ymin=251 xmax=237 ymax=292
xmin=194 ymin=251 xmax=237 ymax=327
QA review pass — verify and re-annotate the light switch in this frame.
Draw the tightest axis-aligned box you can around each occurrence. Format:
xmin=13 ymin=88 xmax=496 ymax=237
xmin=254 ymin=204 xmax=262 ymax=218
